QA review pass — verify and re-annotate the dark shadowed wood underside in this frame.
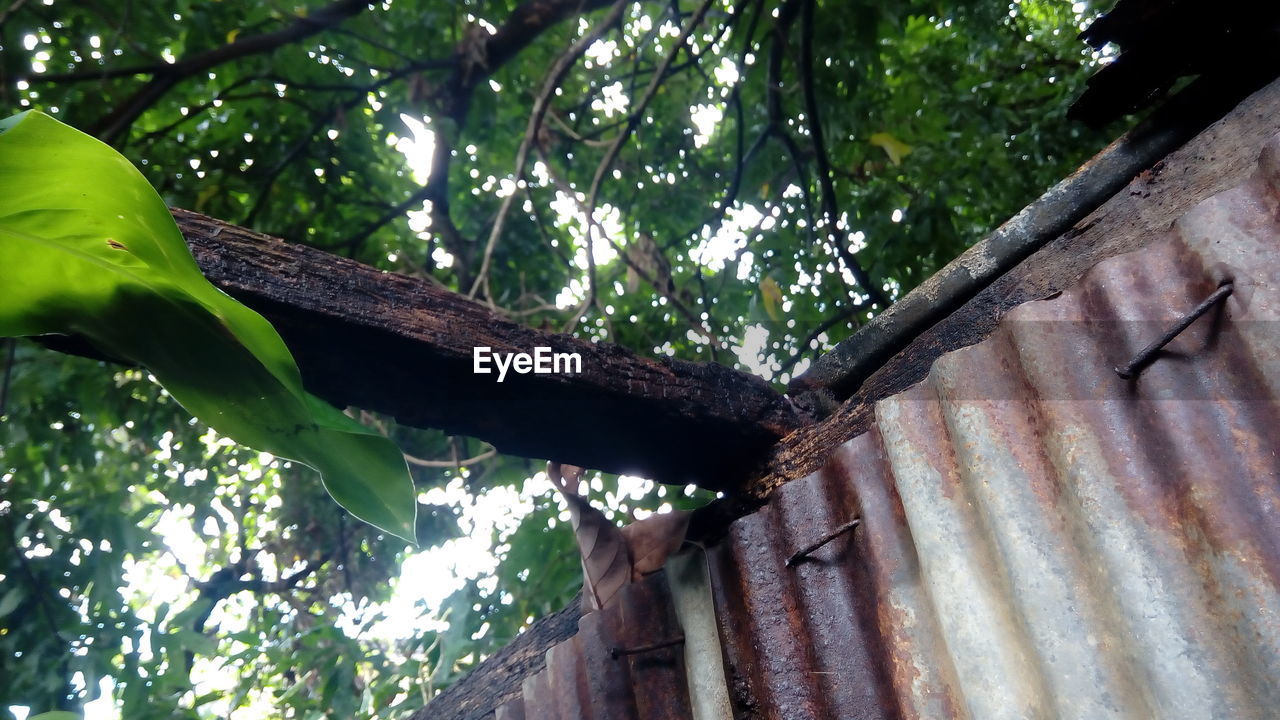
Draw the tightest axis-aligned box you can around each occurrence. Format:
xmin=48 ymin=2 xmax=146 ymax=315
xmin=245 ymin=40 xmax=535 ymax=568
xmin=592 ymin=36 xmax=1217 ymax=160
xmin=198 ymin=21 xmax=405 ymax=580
xmin=176 ymin=209 xmax=804 ymax=491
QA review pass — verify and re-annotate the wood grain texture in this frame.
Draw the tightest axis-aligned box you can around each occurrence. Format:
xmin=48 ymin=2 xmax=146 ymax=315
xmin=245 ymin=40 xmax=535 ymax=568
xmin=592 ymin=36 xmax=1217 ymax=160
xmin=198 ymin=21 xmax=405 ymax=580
xmin=175 ymin=208 xmax=804 ymax=490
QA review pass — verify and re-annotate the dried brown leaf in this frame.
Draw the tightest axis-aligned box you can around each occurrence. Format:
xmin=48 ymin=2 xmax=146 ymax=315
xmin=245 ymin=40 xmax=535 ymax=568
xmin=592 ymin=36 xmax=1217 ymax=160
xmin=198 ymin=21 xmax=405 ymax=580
xmin=548 ymin=462 xmax=632 ymax=611
xmin=621 ymin=509 xmax=691 ymax=578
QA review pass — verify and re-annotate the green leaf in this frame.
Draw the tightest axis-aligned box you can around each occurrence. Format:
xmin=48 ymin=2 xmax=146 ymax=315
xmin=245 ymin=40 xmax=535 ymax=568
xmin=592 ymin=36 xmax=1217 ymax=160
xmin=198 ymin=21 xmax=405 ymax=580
xmin=759 ymin=276 xmax=783 ymax=323
xmin=0 ymin=111 xmax=416 ymax=543
xmin=29 ymin=713 xmax=83 ymax=720
xmin=173 ymin=628 xmax=218 ymax=658
xmin=869 ymin=131 xmax=914 ymax=166
xmin=0 ymin=587 xmax=23 ymax=619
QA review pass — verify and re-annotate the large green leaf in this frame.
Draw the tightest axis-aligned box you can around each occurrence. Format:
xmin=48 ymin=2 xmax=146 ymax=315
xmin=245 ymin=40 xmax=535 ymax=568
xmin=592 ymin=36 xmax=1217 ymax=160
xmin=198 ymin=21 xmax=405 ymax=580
xmin=0 ymin=111 xmax=416 ymax=543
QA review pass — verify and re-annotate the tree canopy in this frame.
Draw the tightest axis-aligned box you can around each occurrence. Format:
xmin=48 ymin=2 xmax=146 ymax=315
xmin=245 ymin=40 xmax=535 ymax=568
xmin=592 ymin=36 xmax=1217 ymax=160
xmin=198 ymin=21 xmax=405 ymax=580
xmin=1 ymin=0 xmax=1116 ymax=717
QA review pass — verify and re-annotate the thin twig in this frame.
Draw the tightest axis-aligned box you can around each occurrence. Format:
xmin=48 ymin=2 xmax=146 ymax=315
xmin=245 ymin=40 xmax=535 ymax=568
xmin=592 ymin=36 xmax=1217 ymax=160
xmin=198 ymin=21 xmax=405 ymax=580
xmin=137 ymin=79 xmax=265 ymax=143
xmin=469 ymin=0 xmax=630 ymax=301
xmin=546 ymin=108 xmax=617 ymax=146
xmin=539 ymin=150 xmax=721 ymax=347
xmin=328 ymin=25 xmax=419 ymax=63
xmin=562 ymin=223 xmax=599 ymax=335
xmin=568 ymin=0 xmax=717 ymax=339
xmin=0 ymin=0 xmax=31 ymax=30
xmin=584 ymin=0 xmax=716 ymax=220
xmin=243 ymin=110 xmax=334 ymax=226
xmin=799 ymin=0 xmax=888 ymax=308
xmin=680 ymin=0 xmax=767 ymax=253
xmin=93 ymin=0 xmax=370 ymax=143
xmin=776 ymin=301 xmax=864 ymax=375
xmin=329 ymin=123 xmax=469 ymax=287
xmin=762 ymin=1 xmax=818 ymax=246
xmin=524 ymin=182 xmax=575 ymax=270
xmin=20 ymin=61 xmax=168 ymax=85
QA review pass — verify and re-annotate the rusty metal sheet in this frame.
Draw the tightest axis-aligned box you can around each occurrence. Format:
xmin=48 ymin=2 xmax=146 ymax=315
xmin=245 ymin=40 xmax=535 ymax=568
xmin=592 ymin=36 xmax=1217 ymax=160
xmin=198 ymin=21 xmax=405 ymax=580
xmin=576 ymin=605 xmax=637 ymax=720
xmin=494 ymin=699 xmax=525 ymax=720
xmin=616 ymin=575 xmax=695 ymax=719
xmin=497 ymin=572 xmax=696 ymax=720
xmin=704 ymin=135 xmax=1280 ymax=719
xmin=708 ymin=469 xmax=901 ymax=720
xmin=544 ymin=634 xmax=592 ymax=719
xmin=467 ymin=134 xmax=1280 ymax=720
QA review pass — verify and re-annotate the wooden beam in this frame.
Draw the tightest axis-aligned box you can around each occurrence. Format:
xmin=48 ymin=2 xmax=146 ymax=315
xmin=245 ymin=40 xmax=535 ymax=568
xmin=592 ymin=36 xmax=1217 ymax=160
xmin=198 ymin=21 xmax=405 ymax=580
xmin=175 ymin=209 xmax=804 ymax=490
xmin=408 ymin=602 xmax=581 ymax=720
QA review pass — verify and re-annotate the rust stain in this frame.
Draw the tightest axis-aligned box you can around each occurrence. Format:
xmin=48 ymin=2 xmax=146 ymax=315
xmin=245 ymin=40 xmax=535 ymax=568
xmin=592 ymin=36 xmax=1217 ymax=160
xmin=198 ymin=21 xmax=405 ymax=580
xmin=498 ymin=573 xmax=693 ymax=720
xmin=688 ymin=134 xmax=1280 ymax=719
xmin=451 ymin=135 xmax=1280 ymax=720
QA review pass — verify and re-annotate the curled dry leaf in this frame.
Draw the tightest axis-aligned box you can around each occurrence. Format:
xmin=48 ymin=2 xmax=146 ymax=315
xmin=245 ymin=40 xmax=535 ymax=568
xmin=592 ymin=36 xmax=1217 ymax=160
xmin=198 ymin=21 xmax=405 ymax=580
xmin=547 ymin=462 xmax=693 ymax=611
xmin=548 ymin=462 xmax=632 ymax=612
xmin=621 ymin=509 xmax=691 ymax=578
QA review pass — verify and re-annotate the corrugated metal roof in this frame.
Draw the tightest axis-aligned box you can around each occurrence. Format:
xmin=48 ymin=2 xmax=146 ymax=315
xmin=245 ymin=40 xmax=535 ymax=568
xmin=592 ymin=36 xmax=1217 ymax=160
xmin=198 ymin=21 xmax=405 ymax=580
xmin=492 ymin=573 xmax=695 ymax=719
xmin=703 ymin=134 xmax=1280 ymax=719
xmin=465 ymin=133 xmax=1280 ymax=720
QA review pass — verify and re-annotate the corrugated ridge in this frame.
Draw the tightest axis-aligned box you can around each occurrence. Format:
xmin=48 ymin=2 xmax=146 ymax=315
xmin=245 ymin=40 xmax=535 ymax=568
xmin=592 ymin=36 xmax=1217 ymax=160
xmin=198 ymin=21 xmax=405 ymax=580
xmin=479 ymin=133 xmax=1280 ymax=720
xmin=494 ymin=572 xmax=693 ymax=719
xmin=709 ymin=133 xmax=1280 ymax=719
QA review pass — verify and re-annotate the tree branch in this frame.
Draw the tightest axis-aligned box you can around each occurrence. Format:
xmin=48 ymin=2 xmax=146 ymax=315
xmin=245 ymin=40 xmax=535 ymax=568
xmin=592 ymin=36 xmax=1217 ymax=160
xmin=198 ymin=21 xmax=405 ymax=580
xmin=329 ymin=122 xmax=474 ymax=288
xmin=22 ymin=61 xmax=170 ymax=85
xmin=91 ymin=0 xmax=369 ymax=143
xmin=135 ymin=77 xmax=263 ymax=143
xmin=584 ymin=0 xmax=717 ymax=220
xmin=682 ymin=0 xmax=765 ymax=241
xmin=242 ymin=111 xmax=334 ymax=227
xmin=337 ymin=0 xmax=629 ymax=272
xmin=433 ymin=0 xmax=623 ymax=122
xmin=762 ymin=0 xmax=819 ymax=249
xmin=798 ymin=0 xmax=888 ymax=308
xmin=538 ymin=148 xmax=722 ymax=348
xmin=776 ymin=301 xmax=863 ymax=375
xmin=468 ymin=0 xmax=630 ymax=301
xmin=564 ymin=0 xmax=718 ymax=340
xmin=0 ymin=0 xmax=30 ymax=30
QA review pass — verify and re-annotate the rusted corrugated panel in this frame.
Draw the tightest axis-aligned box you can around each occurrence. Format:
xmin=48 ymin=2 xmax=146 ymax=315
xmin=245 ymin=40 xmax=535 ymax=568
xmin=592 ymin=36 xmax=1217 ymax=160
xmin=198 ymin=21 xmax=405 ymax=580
xmin=479 ymin=135 xmax=1280 ymax=720
xmin=494 ymin=698 xmax=525 ymax=720
xmin=504 ymin=572 xmax=695 ymax=719
xmin=709 ymin=467 xmax=901 ymax=720
xmin=709 ymin=135 xmax=1280 ymax=718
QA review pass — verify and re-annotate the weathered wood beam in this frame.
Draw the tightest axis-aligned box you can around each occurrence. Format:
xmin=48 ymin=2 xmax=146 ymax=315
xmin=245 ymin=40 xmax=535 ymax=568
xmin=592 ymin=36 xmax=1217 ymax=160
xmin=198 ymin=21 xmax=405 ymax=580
xmin=175 ymin=209 xmax=804 ymax=490
xmin=407 ymin=601 xmax=581 ymax=720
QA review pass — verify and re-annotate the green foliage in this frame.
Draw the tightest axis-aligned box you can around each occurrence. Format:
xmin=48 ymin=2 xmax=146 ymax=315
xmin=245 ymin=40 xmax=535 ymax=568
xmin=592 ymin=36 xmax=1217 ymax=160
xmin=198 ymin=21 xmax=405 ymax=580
xmin=0 ymin=110 xmax=415 ymax=544
xmin=0 ymin=0 xmax=1118 ymax=717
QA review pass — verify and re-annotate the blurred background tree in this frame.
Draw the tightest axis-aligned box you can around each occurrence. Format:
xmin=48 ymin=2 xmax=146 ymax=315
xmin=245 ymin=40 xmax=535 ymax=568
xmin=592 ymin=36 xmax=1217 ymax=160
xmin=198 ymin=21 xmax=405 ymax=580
xmin=0 ymin=0 xmax=1117 ymax=717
